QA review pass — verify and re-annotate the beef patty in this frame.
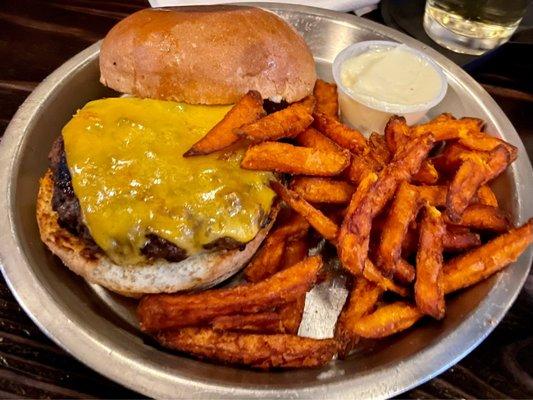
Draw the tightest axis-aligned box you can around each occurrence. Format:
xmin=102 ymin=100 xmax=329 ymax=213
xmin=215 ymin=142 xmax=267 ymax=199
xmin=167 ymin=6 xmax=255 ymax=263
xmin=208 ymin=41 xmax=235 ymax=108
xmin=48 ymin=136 xmax=245 ymax=263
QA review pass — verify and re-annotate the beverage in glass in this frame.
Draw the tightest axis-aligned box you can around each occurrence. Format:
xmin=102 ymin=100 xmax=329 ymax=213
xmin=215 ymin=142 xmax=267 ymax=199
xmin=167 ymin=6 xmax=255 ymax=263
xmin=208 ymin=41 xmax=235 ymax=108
xmin=424 ymin=0 xmax=529 ymax=55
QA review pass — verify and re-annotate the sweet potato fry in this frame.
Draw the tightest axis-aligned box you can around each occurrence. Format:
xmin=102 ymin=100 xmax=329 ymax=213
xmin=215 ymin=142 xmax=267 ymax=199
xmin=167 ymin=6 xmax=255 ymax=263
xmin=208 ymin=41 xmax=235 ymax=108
xmin=138 ymin=256 xmax=322 ymax=332
xmin=352 ymin=302 xmax=423 ymax=339
xmin=417 ymin=185 xmax=447 ymax=207
xmin=271 ymin=182 xmax=339 ymax=242
xmin=244 ymin=213 xmax=309 ymax=282
xmin=237 ymin=100 xmax=313 ymax=142
xmin=335 ymin=277 xmax=383 ymax=357
xmin=244 ymin=233 xmax=286 ymax=283
xmin=415 ymin=206 xmax=446 ymax=319
xmin=184 ymin=90 xmax=265 ymax=156
xmin=313 ymin=112 xmax=368 ymax=153
xmin=411 ymin=114 xmax=483 ymax=142
xmin=211 ymin=313 xmax=284 ymax=333
xmin=403 ymin=225 xmax=482 ymax=256
xmin=446 ymin=145 xmax=511 ymax=221
xmin=431 ymin=142 xmax=470 ymax=175
xmin=296 ymin=127 xmax=344 ymax=154
xmin=279 ymin=297 xmax=306 ymax=334
xmin=299 ymin=95 xmax=317 ymax=114
xmin=339 ymin=134 xmax=435 ymax=276
xmin=369 ymin=132 xmax=391 ymax=166
xmin=412 ymin=160 xmax=439 ymax=185
xmin=247 ymin=233 xmax=308 ymax=334
xmin=394 ymin=259 xmax=416 ymax=284
xmin=156 ymin=328 xmax=338 ymax=369
xmin=345 ymin=154 xmax=375 ymax=185
xmin=458 ymin=130 xmax=517 ymax=160
xmin=443 ymin=226 xmax=482 ymax=252
xmin=281 ymin=236 xmax=309 ymax=270
xmin=314 ymin=79 xmax=339 ymax=119
xmin=377 ymin=182 xmax=422 ymax=276
xmin=384 ymin=115 xmax=409 ymax=152
xmin=364 ymin=259 xmax=409 ymax=297
xmin=445 ymin=204 xmax=510 ymax=232
xmin=291 ymin=177 xmax=354 ymax=204
xmin=241 ymin=142 xmax=350 ymax=176
xmin=475 ymin=184 xmax=498 ymax=207
xmin=338 ymin=172 xmax=378 ymax=275
xmin=442 ymin=219 xmax=533 ymax=294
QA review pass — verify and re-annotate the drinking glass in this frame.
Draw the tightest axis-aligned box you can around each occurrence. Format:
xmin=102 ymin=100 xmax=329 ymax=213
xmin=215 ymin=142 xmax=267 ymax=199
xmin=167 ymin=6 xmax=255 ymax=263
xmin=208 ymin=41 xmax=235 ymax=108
xmin=424 ymin=0 xmax=530 ymax=55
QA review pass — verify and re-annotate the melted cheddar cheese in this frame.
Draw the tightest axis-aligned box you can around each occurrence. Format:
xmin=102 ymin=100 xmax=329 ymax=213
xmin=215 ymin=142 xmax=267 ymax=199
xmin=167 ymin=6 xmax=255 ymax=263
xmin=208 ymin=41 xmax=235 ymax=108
xmin=62 ymin=98 xmax=275 ymax=265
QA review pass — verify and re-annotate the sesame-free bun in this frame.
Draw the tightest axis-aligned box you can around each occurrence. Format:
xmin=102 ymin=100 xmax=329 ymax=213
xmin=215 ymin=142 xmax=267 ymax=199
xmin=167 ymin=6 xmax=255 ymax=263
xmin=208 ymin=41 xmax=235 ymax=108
xmin=99 ymin=6 xmax=316 ymax=104
xmin=36 ymin=170 xmax=276 ymax=296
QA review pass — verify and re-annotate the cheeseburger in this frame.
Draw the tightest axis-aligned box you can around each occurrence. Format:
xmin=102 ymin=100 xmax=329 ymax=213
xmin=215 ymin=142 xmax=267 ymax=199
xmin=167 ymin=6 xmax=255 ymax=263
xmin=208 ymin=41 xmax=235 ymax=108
xmin=36 ymin=6 xmax=316 ymax=296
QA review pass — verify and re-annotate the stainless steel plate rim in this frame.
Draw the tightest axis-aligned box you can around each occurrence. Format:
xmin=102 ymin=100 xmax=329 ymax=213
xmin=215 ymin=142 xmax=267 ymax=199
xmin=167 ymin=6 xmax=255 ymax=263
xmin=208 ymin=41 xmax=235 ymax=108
xmin=1 ymin=3 xmax=532 ymax=399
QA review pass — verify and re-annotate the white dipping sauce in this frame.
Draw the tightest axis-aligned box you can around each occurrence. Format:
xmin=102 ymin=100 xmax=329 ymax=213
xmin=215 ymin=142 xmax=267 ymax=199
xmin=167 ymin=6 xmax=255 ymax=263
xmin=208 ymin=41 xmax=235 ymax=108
xmin=340 ymin=46 xmax=442 ymax=107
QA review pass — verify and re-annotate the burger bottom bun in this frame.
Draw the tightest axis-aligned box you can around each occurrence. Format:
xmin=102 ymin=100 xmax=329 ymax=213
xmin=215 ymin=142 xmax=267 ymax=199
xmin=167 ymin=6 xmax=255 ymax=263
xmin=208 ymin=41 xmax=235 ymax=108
xmin=36 ymin=170 xmax=276 ymax=296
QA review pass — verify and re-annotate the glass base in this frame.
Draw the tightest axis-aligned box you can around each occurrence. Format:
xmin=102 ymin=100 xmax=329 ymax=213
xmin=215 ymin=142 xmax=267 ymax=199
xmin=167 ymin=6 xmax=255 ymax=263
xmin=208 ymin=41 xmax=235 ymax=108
xmin=423 ymin=9 xmax=515 ymax=56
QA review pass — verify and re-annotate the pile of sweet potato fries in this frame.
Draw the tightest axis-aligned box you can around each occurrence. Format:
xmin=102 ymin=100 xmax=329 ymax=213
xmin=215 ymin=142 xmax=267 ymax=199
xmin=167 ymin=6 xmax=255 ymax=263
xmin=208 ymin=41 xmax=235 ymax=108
xmin=137 ymin=80 xmax=533 ymax=369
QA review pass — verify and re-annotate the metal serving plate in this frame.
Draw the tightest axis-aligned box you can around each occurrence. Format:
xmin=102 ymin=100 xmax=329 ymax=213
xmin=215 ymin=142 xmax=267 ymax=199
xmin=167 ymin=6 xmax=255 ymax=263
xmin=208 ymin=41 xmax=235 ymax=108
xmin=1 ymin=3 xmax=532 ymax=399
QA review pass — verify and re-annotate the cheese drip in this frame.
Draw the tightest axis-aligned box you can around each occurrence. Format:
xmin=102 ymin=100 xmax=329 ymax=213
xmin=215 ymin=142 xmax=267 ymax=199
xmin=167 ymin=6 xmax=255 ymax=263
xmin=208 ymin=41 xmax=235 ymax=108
xmin=62 ymin=98 xmax=275 ymax=265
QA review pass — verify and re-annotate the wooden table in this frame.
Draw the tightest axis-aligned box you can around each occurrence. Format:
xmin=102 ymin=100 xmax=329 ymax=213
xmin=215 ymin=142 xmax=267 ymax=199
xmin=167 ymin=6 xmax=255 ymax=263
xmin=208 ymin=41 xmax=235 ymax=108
xmin=1 ymin=1 xmax=531 ymax=398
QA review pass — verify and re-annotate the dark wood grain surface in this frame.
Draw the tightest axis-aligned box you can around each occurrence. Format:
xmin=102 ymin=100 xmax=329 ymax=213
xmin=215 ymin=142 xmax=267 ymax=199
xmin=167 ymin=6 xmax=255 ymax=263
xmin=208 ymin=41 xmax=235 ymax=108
xmin=0 ymin=1 xmax=532 ymax=398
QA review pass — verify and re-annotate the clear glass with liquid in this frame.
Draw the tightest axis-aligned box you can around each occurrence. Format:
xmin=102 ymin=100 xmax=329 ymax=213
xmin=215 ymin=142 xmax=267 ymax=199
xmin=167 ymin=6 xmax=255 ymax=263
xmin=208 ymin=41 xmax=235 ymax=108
xmin=424 ymin=0 xmax=529 ymax=55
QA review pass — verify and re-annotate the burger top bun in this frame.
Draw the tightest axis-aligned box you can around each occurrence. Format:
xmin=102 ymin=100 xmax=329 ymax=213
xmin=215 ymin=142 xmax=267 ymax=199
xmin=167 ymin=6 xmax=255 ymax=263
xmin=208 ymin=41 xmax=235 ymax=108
xmin=99 ymin=6 xmax=317 ymax=104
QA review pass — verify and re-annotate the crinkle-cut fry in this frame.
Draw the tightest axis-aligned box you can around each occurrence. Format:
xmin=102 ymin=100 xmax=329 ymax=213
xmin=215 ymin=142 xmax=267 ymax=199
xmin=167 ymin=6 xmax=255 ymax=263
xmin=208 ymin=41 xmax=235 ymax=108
xmin=291 ymin=177 xmax=354 ymax=204
xmin=339 ymin=134 xmax=435 ymax=276
xmin=138 ymin=256 xmax=322 ymax=332
xmin=393 ymin=259 xmax=416 ymax=284
xmin=244 ymin=213 xmax=309 ymax=282
xmin=314 ymin=79 xmax=339 ymax=119
xmin=156 ymin=328 xmax=338 ymax=369
xmin=445 ymin=204 xmax=510 ymax=232
xmin=410 ymin=114 xmax=483 ymax=141
xmin=442 ymin=218 xmax=533 ymax=294
xmin=279 ymin=296 xmax=306 ymax=334
xmin=335 ymin=278 xmax=383 ymax=358
xmin=338 ymin=172 xmax=378 ymax=276
xmin=296 ymin=127 xmax=344 ymax=154
xmin=184 ymin=90 xmax=265 ymax=156
xmin=363 ymin=259 xmax=409 ymax=297
xmin=415 ymin=206 xmax=446 ymax=320
xmin=271 ymin=182 xmax=339 ymax=242
xmin=384 ymin=115 xmax=409 ymax=152
xmin=475 ymin=185 xmax=498 ymax=207
xmin=417 ymin=185 xmax=447 ymax=207
xmin=211 ymin=313 xmax=284 ymax=333
xmin=313 ymin=112 xmax=368 ymax=153
xmin=352 ymin=302 xmax=424 ymax=339
xmin=281 ymin=236 xmax=309 ymax=270
xmin=412 ymin=160 xmax=439 ymax=185
xmin=237 ymin=99 xmax=313 ymax=142
xmin=458 ymin=130 xmax=518 ymax=160
xmin=241 ymin=142 xmax=350 ymax=176
xmin=369 ymin=132 xmax=391 ymax=166
xmin=376 ymin=181 xmax=421 ymax=276
xmin=446 ymin=145 xmax=511 ymax=221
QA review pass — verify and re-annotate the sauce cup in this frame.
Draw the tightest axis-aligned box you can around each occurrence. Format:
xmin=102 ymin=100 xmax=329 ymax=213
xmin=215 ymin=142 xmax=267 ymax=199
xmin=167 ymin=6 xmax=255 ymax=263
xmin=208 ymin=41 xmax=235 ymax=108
xmin=332 ymin=40 xmax=448 ymax=135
